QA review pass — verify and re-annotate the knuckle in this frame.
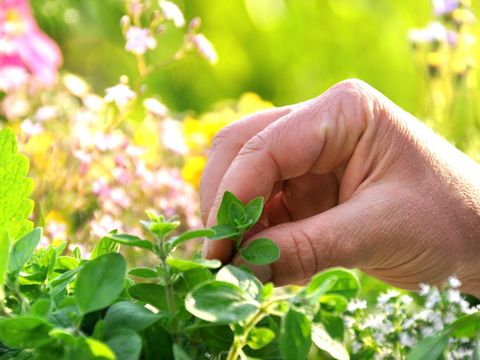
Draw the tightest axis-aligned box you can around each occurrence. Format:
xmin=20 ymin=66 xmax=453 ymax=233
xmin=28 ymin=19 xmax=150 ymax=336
xmin=238 ymin=132 xmax=269 ymax=158
xmin=284 ymin=225 xmax=319 ymax=280
xmin=210 ymin=124 xmax=240 ymax=152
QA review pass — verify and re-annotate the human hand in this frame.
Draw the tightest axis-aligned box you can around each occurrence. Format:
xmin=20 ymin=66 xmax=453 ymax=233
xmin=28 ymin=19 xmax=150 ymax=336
xmin=200 ymin=79 xmax=480 ymax=297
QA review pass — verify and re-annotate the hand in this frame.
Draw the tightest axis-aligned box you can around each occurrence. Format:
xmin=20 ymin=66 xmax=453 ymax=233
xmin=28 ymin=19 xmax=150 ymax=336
xmin=200 ymin=79 xmax=480 ymax=297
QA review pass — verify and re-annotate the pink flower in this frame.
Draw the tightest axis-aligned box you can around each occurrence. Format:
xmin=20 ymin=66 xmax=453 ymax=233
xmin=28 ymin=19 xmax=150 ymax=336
xmin=0 ymin=0 xmax=62 ymax=86
xmin=0 ymin=0 xmax=62 ymax=85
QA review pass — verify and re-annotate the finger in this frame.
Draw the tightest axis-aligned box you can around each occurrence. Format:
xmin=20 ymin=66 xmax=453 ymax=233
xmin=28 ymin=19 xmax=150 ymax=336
xmin=205 ymin=79 xmax=387 ymax=260
xmin=200 ymin=106 xmax=293 ymax=225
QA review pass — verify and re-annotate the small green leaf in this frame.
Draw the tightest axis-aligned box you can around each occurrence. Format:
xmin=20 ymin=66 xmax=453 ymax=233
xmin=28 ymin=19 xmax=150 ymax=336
xmin=128 ymin=267 xmax=158 ymax=278
xmin=169 ymin=229 xmax=215 ymax=249
xmin=104 ymin=301 xmax=161 ymax=336
xmin=228 ymin=202 xmax=248 ymax=226
xmin=104 ymin=233 xmax=154 ymax=251
xmin=216 ymin=265 xmax=262 ymax=299
xmin=29 ymin=298 xmax=52 ymax=318
xmin=309 ymin=268 xmax=359 ymax=300
xmin=247 ymin=327 xmax=275 ymax=350
xmin=84 ymin=338 xmax=116 ymax=359
xmin=240 ymin=238 xmax=280 ymax=265
xmin=173 ymin=344 xmax=191 ymax=360
xmin=129 ymin=283 xmax=169 ymax=311
xmin=0 ymin=230 xmax=10 ymax=285
xmin=105 ymin=329 xmax=142 ymax=360
xmin=311 ymin=324 xmax=349 ymax=360
xmin=280 ymin=308 xmax=312 ymax=360
xmin=407 ymin=334 xmax=448 ymax=360
xmin=167 ymin=257 xmax=221 ymax=271
xmin=0 ymin=316 xmax=53 ymax=349
xmin=8 ymin=227 xmax=42 ymax=273
xmin=217 ymin=191 xmax=245 ymax=225
xmin=245 ymin=197 xmax=264 ymax=225
xmin=91 ymin=233 xmax=120 ymax=259
xmin=75 ymin=253 xmax=126 ymax=314
xmin=185 ymin=280 xmax=259 ymax=323
xmin=208 ymin=223 xmax=240 ymax=240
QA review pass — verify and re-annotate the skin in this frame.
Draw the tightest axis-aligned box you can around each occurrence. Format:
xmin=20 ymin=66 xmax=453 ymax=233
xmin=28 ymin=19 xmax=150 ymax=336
xmin=200 ymin=79 xmax=480 ymax=298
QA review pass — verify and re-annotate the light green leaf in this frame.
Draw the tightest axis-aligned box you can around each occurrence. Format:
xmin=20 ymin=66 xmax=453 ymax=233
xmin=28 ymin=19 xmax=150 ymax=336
xmin=169 ymin=229 xmax=215 ymax=249
xmin=245 ymin=197 xmax=264 ymax=225
xmin=449 ymin=312 xmax=480 ymax=338
xmin=0 ymin=316 xmax=53 ymax=349
xmin=75 ymin=253 xmax=126 ymax=314
xmin=185 ymin=280 xmax=259 ymax=323
xmin=216 ymin=265 xmax=262 ymax=299
xmin=104 ymin=233 xmax=154 ymax=251
xmin=128 ymin=267 xmax=158 ymax=278
xmin=0 ymin=128 xmax=34 ymax=242
xmin=280 ymin=308 xmax=312 ymax=360
xmin=309 ymin=268 xmax=359 ymax=300
xmin=407 ymin=334 xmax=448 ymax=360
xmin=105 ymin=329 xmax=142 ymax=360
xmin=29 ymin=298 xmax=52 ymax=318
xmin=240 ymin=238 xmax=280 ymax=265
xmin=247 ymin=327 xmax=275 ymax=350
xmin=8 ymin=228 xmax=42 ymax=273
xmin=0 ymin=230 xmax=10 ymax=285
xmin=208 ymin=223 xmax=240 ymax=240
xmin=217 ymin=191 xmax=245 ymax=225
xmin=104 ymin=301 xmax=161 ymax=335
xmin=228 ymin=202 xmax=248 ymax=226
xmin=91 ymin=233 xmax=120 ymax=259
xmin=311 ymin=324 xmax=349 ymax=360
xmin=84 ymin=338 xmax=116 ymax=359
xmin=167 ymin=257 xmax=221 ymax=271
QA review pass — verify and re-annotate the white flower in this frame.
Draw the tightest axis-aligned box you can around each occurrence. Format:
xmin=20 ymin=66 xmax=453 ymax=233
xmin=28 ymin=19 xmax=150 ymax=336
xmin=193 ymin=34 xmax=218 ymax=64
xmin=20 ymin=119 xmax=43 ymax=136
xmin=104 ymin=83 xmax=136 ymax=107
xmin=419 ymin=283 xmax=431 ymax=296
xmin=425 ymin=288 xmax=441 ymax=308
xmin=159 ymin=1 xmax=185 ymax=27
xmin=448 ymin=276 xmax=461 ymax=288
xmin=399 ymin=332 xmax=417 ymax=347
xmin=400 ymin=295 xmax=413 ymax=305
xmin=347 ymin=299 xmax=367 ymax=312
xmin=0 ymin=66 xmax=29 ymax=91
xmin=162 ymin=119 xmax=187 ymax=154
xmin=144 ymin=98 xmax=168 ymax=117
xmin=125 ymin=26 xmax=157 ymax=55
xmin=377 ymin=290 xmax=400 ymax=305
xmin=446 ymin=289 xmax=462 ymax=304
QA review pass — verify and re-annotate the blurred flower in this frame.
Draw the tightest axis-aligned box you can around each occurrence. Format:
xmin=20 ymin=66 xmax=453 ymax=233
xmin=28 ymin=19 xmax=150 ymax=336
xmin=447 ymin=276 xmax=461 ymax=288
xmin=0 ymin=0 xmax=62 ymax=85
xmin=347 ymin=299 xmax=367 ymax=312
xmin=125 ymin=26 xmax=157 ymax=55
xmin=182 ymin=155 xmax=207 ymax=188
xmin=409 ymin=22 xmax=448 ymax=45
xmin=432 ymin=0 xmax=458 ymax=16
xmin=162 ymin=119 xmax=187 ymax=154
xmin=20 ymin=118 xmax=43 ymax=136
xmin=193 ymin=34 xmax=218 ymax=64
xmin=0 ymin=65 xmax=28 ymax=91
xmin=63 ymin=73 xmax=89 ymax=97
xmin=159 ymin=1 xmax=185 ymax=28
xmin=104 ymin=82 xmax=136 ymax=107
xmin=144 ymin=98 xmax=168 ymax=117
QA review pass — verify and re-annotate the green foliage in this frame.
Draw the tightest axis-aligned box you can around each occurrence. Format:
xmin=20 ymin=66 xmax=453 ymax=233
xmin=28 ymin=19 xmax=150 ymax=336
xmin=0 ymin=128 xmax=34 ymax=242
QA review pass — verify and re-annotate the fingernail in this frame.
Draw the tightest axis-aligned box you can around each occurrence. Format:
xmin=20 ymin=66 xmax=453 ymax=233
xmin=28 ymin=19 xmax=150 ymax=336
xmin=233 ymin=255 xmax=272 ymax=283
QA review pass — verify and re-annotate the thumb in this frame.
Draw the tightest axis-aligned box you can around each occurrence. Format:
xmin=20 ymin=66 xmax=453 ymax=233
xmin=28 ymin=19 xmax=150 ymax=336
xmin=233 ymin=192 xmax=381 ymax=286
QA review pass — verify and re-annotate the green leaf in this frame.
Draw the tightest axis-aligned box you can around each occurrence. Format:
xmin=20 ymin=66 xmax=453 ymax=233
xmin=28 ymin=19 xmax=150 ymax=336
xmin=168 ymin=229 xmax=215 ymax=249
xmin=83 ymin=338 xmax=116 ymax=359
xmin=142 ymin=321 xmax=173 ymax=360
xmin=449 ymin=312 xmax=480 ymax=338
xmin=247 ymin=327 xmax=275 ymax=350
xmin=0 ymin=230 xmax=10 ymax=285
xmin=129 ymin=283 xmax=169 ymax=310
xmin=0 ymin=128 xmax=34 ymax=242
xmin=217 ymin=191 xmax=245 ymax=225
xmin=104 ymin=301 xmax=162 ymax=336
xmin=167 ymin=257 xmax=221 ymax=271
xmin=0 ymin=316 xmax=53 ymax=349
xmin=208 ymin=223 xmax=240 ymax=240
xmin=216 ymin=265 xmax=262 ymax=299
xmin=311 ymin=324 xmax=349 ymax=360
xmin=280 ymin=308 xmax=312 ymax=360
xmin=104 ymin=233 xmax=154 ymax=251
xmin=228 ymin=202 xmax=248 ymax=226
xmin=105 ymin=329 xmax=142 ymax=360
xmin=75 ymin=253 xmax=126 ymax=314
xmin=245 ymin=197 xmax=264 ymax=225
xmin=240 ymin=238 xmax=280 ymax=265
xmin=91 ymin=234 xmax=120 ymax=259
xmin=173 ymin=344 xmax=191 ymax=360
xmin=407 ymin=334 xmax=448 ymax=360
xmin=29 ymin=298 xmax=52 ymax=318
xmin=185 ymin=280 xmax=259 ymax=323
xmin=128 ymin=267 xmax=158 ymax=278
xmin=309 ymin=268 xmax=359 ymax=300
xmin=8 ymin=228 xmax=42 ymax=273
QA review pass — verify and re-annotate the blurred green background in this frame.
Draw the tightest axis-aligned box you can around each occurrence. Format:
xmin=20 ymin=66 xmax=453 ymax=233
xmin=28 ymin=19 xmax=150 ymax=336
xmin=31 ymin=0 xmax=469 ymax=114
